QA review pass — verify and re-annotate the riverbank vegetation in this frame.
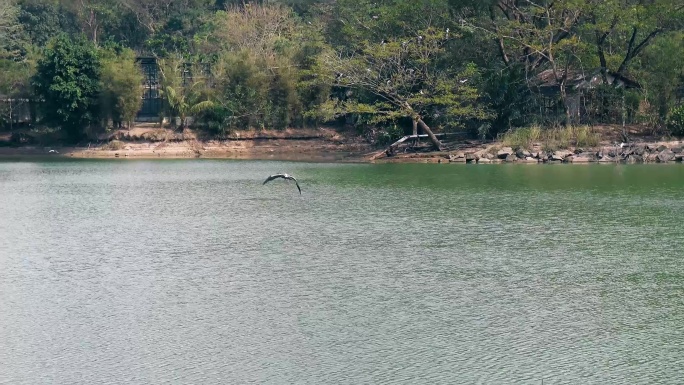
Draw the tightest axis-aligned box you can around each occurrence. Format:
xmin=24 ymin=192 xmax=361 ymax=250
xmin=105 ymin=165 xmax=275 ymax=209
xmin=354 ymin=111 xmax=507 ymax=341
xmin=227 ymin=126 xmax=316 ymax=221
xmin=0 ymin=0 xmax=683 ymax=147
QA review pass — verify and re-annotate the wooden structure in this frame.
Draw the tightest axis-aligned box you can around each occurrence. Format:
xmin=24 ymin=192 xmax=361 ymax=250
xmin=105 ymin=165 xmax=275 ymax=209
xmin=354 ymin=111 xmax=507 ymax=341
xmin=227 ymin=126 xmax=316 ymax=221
xmin=533 ymin=69 xmax=641 ymax=125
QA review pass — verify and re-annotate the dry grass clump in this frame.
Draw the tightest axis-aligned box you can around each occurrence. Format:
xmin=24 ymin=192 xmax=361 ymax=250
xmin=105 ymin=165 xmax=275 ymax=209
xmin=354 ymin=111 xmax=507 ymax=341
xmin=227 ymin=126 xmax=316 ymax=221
xmin=501 ymin=125 xmax=601 ymax=151
xmin=104 ymin=140 xmax=125 ymax=150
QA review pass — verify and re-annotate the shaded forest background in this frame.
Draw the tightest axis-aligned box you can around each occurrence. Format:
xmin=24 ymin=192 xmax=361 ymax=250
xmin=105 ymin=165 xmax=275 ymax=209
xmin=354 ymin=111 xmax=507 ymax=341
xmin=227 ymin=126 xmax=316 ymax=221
xmin=0 ymin=0 xmax=683 ymax=145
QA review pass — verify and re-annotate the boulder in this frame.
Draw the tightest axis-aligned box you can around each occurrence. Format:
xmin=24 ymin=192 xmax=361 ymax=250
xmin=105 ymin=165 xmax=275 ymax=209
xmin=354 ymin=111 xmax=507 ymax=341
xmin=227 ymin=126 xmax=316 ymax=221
xmin=483 ymin=152 xmax=495 ymax=160
xmin=516 ymin=149 xmax=532 ymax=158
xmin=505 ymin=154 xmax=518 ymax=162
xmin=477 ymin=157 xmax=492 ymax=164
xmin=626 ymin=155 xmax=643 ymax=163
xmin=671 ymin=146 xmax=684 ymax=154
xmin=551 ymin=150 xmax=571 ymax=161
xmin=598 ymin=156 xmax=614 ymax=163
xmin=497 ymin=147 xmax=514 ymax=159
xmin=675 ymin=153 xmax=684 ymax=162
xmin=633 ymin=146 xmax=645 ymax=156
xmin=569 ymin=156 xmax=592 ymax=163
xmin=523 ymin=157 xmax=539 ymax=163
xmin=465 ymin=153 xmax=477 ymax=163
xmin=657 ymin=150 xmax=675 ymax=163
xmin=646 ymin=153 xmax=659 ymax=163
xmin=657 ymin=145 xmax=668 ymax=152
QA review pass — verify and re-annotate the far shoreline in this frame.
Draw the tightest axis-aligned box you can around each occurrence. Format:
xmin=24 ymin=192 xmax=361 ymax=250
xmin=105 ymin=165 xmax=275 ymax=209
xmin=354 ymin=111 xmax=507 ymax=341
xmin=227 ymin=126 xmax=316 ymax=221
xmin=2 ymin=125 xmax=684 ymax=165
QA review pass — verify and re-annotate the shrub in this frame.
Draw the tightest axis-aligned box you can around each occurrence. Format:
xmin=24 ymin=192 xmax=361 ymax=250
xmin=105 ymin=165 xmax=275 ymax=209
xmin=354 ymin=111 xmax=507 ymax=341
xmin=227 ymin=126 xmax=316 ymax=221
xmin=99 ymin=46 xmax=144 ymax=129
xmin=667 ymin=105 xmax=684 ymax=137
xmin=104 ymin=140 xmax=125 ymax=150
xmin=197 ymin=105 xmax=232 ymax=138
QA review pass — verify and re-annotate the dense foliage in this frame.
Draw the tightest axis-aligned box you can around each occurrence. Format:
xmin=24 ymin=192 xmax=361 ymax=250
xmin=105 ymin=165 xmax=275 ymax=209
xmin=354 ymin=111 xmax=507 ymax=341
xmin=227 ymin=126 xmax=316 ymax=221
xmin=0 ymin=0 xmax=683 ymax=141
xmin=32 ymin=35 xmax=102 ymax=140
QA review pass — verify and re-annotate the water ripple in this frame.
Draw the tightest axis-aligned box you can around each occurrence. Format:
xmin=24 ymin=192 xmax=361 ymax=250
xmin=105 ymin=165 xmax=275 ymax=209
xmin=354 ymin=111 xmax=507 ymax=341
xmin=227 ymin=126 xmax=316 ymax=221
xmin=0 ymin=161 xmax=683 ymax=384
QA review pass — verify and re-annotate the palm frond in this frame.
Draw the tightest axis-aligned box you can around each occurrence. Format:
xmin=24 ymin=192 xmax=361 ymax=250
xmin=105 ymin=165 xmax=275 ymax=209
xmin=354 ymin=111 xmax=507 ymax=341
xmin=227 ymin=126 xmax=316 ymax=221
xmin=190 ymin=100 xmax=215 ymax=115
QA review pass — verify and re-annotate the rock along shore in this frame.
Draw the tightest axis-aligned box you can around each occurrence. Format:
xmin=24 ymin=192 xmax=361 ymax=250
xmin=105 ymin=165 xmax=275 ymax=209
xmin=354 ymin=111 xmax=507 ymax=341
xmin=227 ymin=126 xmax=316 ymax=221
xmin=446 ymin=143 xmax=684 ymax=165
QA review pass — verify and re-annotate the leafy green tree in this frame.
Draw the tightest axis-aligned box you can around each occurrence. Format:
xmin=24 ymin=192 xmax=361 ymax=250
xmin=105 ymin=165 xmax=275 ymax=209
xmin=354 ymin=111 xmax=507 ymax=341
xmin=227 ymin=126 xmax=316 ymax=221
xmin=99 ymin=45 xmax=143 ymax=128
xmin=32 ymin=34 xmax=101 ymax=140
xmin=17 ymin=0 xmax=79 ymax=47
xmin=587 ymin=0 xmax=684 ymax=81
xmin=636 ymin=32 xmax=684 ymax=123
xmin=321 ymin=28 xmax=489 ymax=149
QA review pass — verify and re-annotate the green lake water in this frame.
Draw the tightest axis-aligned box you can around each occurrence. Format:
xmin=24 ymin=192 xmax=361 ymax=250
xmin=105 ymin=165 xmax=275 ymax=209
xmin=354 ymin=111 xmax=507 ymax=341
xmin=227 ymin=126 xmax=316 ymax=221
xmin=1 ymin=160 xmax=683 ymax=384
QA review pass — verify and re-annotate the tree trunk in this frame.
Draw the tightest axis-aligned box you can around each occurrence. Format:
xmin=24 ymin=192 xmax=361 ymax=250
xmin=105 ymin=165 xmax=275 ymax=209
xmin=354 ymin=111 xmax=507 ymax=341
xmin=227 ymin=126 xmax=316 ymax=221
xmin=404 ymin=103 xmax=442 ymax=150
xmin=412 ymin=117 xmax=418 ymax=136
xmin=416 ymin=118 xmax=443 ymax=150
xmin=559 ymin=82 xmax=572 ymax=125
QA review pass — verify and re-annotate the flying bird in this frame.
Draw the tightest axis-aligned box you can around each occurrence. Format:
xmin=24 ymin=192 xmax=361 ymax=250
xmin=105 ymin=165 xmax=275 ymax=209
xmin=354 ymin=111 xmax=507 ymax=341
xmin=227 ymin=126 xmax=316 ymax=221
xmin=263 ymin=173 xmax=302 ymax=194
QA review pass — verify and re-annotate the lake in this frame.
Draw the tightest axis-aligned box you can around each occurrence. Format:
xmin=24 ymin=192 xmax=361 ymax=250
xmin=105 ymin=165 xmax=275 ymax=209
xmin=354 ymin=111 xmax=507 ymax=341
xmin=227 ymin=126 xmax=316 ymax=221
xmin=1 ymin=160 xmax=683 ymax=384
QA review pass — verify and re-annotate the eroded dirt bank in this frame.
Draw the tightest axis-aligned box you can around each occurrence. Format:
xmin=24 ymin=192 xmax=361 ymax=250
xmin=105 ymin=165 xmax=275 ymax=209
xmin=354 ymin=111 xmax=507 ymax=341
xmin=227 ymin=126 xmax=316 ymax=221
xmin=2 ymin=124 xmax=683 ymax=164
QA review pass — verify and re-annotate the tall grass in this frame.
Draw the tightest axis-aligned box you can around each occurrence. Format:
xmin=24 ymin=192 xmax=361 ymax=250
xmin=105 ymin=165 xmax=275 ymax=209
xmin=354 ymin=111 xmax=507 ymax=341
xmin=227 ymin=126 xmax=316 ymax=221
xmin=574 ymin=125 xmax=601 ymax=148
xmin=500 ymin=125 xmax=600 ymax=151
xmin=500 ymin=125 xmax=542 ymax=149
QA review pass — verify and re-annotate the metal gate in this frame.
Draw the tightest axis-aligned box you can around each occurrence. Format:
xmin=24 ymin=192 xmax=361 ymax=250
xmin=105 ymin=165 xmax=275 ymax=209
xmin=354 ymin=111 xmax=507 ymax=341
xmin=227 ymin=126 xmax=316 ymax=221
xmin=137 ymin=57 xmax=161 ymax=119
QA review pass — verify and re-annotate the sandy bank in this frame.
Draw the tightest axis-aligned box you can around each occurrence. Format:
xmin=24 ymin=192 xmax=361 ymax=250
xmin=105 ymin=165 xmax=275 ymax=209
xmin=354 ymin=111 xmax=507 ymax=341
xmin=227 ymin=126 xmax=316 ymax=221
xmin=0 ymin=126 xmax=374 ymax=162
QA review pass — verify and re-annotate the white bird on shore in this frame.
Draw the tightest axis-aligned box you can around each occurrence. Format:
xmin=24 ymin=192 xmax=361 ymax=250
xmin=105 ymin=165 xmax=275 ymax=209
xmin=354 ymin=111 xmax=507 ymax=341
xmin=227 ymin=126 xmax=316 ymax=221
xmin=263 ymin=173 xmax=302 ymax=194
xmin=48 ymin=149 xmax=58 ymax=154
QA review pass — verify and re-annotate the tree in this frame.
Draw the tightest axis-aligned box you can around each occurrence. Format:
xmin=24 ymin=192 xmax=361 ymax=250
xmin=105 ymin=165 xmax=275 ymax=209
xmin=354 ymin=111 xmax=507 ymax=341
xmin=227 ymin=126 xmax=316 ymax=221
xmin=58 ymin=0 xmax=119 ymax=47
xmin=638 ymin=32 xmax=684 ymax=122
xmin=17 ymin=0 xmax=79 ymax=47
xmin=32 ymin=34 xmax=101 ymax=140
xmin=326 ymin=0 xmax=456 ymax=50
xmin=99 ymin=45 xmax=144 ymax=128
xmin=479 ymin=1 xmax=591 ymax=123
xmin=0 ymin=0 xmax=22 ymax=52
xmin=198 ymin=3 xmax=327 ymax=130
xmin=158 ymin=58 xmax=214 ymax=129
xmin=588 ymin=0 xmax=684 ymax=81
xmin=321 ymin=28 xmax=489 ymax=150
xmin=117 ymin=0 xmax=213 ymax=34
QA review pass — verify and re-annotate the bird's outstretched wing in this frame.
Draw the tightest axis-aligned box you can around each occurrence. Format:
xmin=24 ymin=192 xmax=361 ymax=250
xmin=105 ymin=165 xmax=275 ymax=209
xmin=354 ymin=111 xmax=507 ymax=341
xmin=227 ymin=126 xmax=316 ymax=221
xmin=263 ymin=174 xmax=285 ymax=185
xmin=292 ymin=178 xmax=302 ymax=194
